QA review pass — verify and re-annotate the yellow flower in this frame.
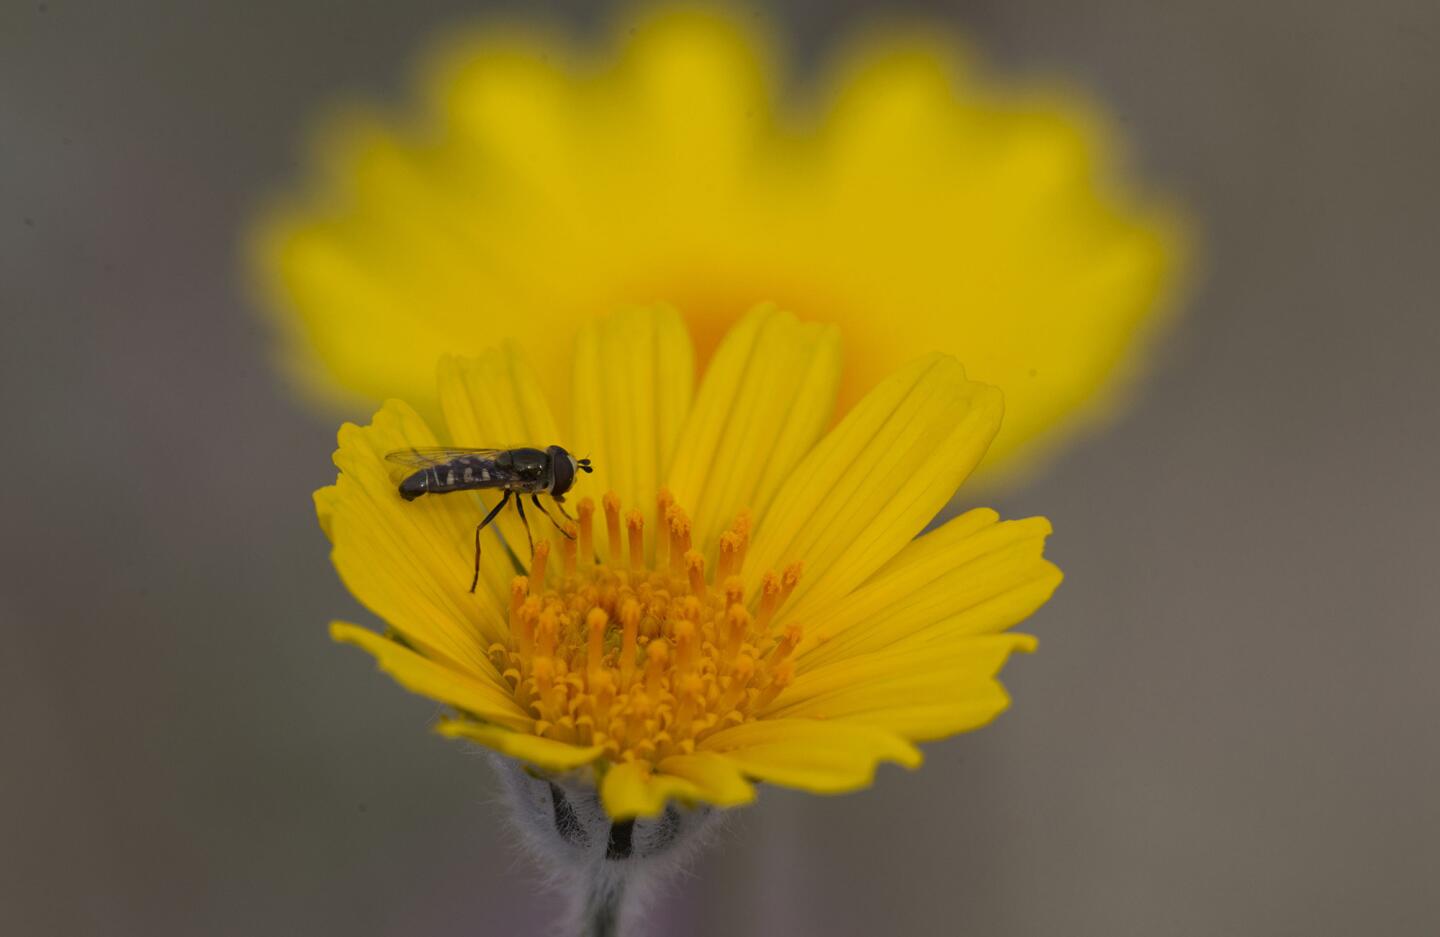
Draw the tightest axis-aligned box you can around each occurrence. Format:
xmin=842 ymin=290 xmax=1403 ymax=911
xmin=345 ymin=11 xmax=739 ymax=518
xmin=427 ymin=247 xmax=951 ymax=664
xmin=257 ymin=4 xmax=1182 ymax=482
xmin=320 ymin=306 xmax=1060 ymax=819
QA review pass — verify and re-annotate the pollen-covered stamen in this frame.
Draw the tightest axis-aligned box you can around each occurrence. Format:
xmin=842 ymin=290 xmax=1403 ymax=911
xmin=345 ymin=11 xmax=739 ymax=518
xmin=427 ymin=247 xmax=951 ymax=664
xmin=755 ymin=572 xmax=782 ymax=632
xmin=528 ymin=540 xmax=550 ymax=594
xmin=510 ymin=577 xmax=533 ymax=659
xmin=655 ymin=489 xmax=674 ymax=569
xmin=672 ymin=619 xmax=698 ymax=673
xmin=618 ymin=599 xmax=640 ymax=689
xmin=716 ymin=653 xmax=755 ymax=714
xmin=715 ymin=510 xmax=751 ymax=583
xmin=666 ymin=505 xmax=692 ymax=577
xmin=643 ymin=639 xmax=667 ymax=698
xmin=626 ymin=510 xmax=645 ymax=572
xmin=560 ymin=522 xmax=578 ymax=577
xmin=753 ymin=660 xmax=795 ymax=711
xmin=685 ymin=550 xmax=707 ymax=597
xmin=780 ymin=562 xmax=804 ymax=605
xmin=586 ymin=608 xmax=609 ymax=687
xmin=603 ymin=492 xmax=623 ymax=565
xmin=722 ymin=603 xmax=750 ymax=662
xmin=493 ymin=490 xmax=805 ymax=766
xmin=767 ymin=623 xmax=803 ymax=668
xmin=577 ymin=497 xmax=596 ymax=562
xmin=534 ymin=606 xmax=556 ymax=658
xmin=723 ymin=576 xmax=744 ymax=608
xmin=716 ymin=533 xmax=740 ymax=583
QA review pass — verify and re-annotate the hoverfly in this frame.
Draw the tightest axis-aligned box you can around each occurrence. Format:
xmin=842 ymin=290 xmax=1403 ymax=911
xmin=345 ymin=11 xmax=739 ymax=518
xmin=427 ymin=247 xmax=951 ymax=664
xmin=385 ymin=445 xmax=594 ymax=593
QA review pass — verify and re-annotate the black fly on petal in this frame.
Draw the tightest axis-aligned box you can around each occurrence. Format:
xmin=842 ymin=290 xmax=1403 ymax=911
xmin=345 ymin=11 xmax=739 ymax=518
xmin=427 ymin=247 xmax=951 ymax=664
xmin=385 ymin=445 xmax=594 ymax=592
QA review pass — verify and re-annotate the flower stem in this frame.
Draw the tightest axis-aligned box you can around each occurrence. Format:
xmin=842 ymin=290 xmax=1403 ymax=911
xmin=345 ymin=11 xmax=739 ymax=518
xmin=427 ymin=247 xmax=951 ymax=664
xmin=581 ymin=870 xmax=625 ymax=937
xmin=578 ymin=838 xmax=633 ymax=937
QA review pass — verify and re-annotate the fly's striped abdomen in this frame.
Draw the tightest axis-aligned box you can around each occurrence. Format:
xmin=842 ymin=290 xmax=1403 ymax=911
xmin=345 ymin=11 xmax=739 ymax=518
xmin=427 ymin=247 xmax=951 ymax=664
xmin=398 ymin=456 xmax=512 ymax=500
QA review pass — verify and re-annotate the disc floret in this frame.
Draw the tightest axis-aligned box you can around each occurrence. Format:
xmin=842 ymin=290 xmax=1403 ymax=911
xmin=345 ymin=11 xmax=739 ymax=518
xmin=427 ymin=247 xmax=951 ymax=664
xmin=489 ymin=490 xmax=803 ymax=765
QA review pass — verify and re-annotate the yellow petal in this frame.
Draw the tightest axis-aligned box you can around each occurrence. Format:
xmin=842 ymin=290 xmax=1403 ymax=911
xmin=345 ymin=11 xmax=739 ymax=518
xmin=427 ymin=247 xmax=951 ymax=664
xmin=439 ymin=346 xmax=562 ymax=446
xmin=798 ymin=509 xmax=1061 ymax=668
xmin=783 ymin=633 xmax=1036 ymax=705
xmin=436 ymin=350 xmax=566 ymax=592
xmin=667 ymin=305 xmax=841 ymax=553
xmin=435 ymin=719 xmax=605 ymax=771
xmin=314 ymin=485 xmax=340 ymax=541
xmin=332 ymin=621 xmax=530 ymax=731
xmin=571 ymin=306 xmax=694 ymax=529
xmin=656 ymin=752 xmax=757 ymax=808
xmin=600 ymin=759 xmax=707 ymax=819
xmin=324 ymin=400 xmax=507 ymax=671
xmin=765 ymin=637 xmax=1031 ymax=741
xmin=699 ymin=719 xmax=920 ymax=794
xmin=809 ymin=682 xmax=1014 ymax=741
xmin=747 ymin=355 xmax=1003 ymax=619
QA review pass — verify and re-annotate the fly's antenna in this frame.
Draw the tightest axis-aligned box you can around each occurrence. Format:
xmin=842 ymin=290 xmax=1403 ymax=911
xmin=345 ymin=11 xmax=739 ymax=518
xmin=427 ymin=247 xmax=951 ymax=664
xmin=577 ymin=456 xmax=594 ymax=473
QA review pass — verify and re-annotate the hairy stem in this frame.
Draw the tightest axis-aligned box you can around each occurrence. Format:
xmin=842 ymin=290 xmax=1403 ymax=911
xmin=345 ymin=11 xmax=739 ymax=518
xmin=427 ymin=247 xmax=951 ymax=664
xmin=580 ymin=863 xmax=628 ymax=937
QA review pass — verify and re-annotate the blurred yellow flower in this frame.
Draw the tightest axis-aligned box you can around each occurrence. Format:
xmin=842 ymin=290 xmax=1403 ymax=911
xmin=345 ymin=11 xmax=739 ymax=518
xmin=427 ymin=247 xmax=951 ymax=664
xmin=319 ymin=306 xmax=1061 ymax=818
xmin=258 ymin=4 xmax=1182 ymax=481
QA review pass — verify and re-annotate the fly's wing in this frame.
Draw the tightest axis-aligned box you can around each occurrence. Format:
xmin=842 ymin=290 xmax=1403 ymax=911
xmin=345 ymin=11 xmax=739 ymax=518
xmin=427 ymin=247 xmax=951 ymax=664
xmin=382 ymin=447 xmax=505 ymax=486
xmin=383 ymin=446 xmax=505 ymax=469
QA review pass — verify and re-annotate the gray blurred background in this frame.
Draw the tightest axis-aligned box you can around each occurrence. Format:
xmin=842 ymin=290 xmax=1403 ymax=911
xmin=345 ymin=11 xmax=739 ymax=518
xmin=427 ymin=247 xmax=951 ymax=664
xmin=4 ymin=1 xmax=1438 ymax=934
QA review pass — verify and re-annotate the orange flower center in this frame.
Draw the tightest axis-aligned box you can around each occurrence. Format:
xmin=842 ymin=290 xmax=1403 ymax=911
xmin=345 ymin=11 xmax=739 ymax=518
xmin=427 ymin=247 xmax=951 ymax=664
xmin=491 ymin=490 xmax=803 ymax=765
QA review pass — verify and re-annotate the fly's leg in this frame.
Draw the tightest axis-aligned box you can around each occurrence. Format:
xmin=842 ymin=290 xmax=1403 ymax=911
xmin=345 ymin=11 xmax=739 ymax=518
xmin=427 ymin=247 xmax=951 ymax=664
xmin=531 ymin=495 xmax=575 ymax=539
xmin=514 ymin=492 xmax=536 ymax=559
xmin=552 ymin=498 xmax=576 ymax=523
xmin=470 ymin=491 xmax=510 ymax=593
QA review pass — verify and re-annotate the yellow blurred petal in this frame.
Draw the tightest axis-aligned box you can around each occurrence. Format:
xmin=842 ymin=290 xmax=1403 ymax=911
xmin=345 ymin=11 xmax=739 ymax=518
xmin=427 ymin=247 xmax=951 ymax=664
xmin=435 ymin=719 xmax=604 ymax=771
xmin=599 ymin=759 xmax=710 ymax=819
xmin=798 ymin=508 xmax=1062 ymax=668
xmin=748 ymin=355 xmax=1002 ymax=619
xmin=257 ymin=6 xmax=1183 ymax=484
xmin=324 ymin=400 xmax=508 ymax=671
xmin=426 ymin=25 xmax=586 ymax=212
xmin=613 ymin=6 xmax=773 ymax=194
xmin=700 ymin=719 xmax=920 ymax=794
xmin=656 ymin=752 xmax=756 ymax=808
xmin=571 ymin=306 xmax=694 ymax=528
xmin=331 ymin=621 xmax=530 ymax=731
xmin=813 ymin=33 xmax=1184 ymax=477
xmin=667 ymin=305 xmax=840 ymax=553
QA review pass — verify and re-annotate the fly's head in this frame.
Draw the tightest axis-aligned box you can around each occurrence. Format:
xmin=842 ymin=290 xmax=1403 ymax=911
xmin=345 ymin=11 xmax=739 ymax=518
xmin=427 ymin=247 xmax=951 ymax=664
xmin=546 ymin=445 xmax=593 ymax=500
